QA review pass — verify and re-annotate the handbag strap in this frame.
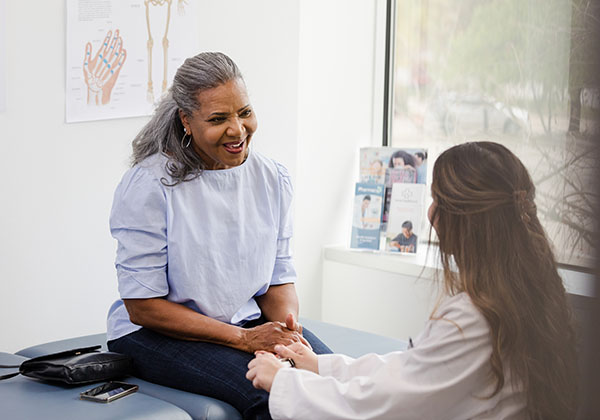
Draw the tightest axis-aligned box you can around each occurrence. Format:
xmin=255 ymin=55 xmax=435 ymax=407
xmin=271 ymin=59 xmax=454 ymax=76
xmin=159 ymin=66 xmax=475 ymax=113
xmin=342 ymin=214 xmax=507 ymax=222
xmin=0 ymin=360 xmax=28 ymax=381
xmin=0 ymin=371 xmax=20 ymax=380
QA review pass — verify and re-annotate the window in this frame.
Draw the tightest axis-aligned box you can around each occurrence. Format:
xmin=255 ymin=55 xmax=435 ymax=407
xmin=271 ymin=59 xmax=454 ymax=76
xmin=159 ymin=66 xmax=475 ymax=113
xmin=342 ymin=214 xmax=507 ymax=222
xmin=387 ymin=0 xmax=599 ymax=269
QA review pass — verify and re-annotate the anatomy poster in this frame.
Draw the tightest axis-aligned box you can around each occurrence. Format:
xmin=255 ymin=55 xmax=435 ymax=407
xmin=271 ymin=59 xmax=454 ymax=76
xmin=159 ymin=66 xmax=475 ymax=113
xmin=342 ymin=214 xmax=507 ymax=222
xmin=66 ymin=0 xmax=199 ymax=123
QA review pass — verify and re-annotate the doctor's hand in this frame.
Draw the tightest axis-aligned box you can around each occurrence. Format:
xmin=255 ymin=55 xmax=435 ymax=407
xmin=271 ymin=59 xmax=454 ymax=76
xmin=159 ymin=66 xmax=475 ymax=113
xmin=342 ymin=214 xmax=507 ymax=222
xmin=246 ymin=351 xmax=283 ymax=393
xmin=274 ymin=342 xmax=319 ymax=374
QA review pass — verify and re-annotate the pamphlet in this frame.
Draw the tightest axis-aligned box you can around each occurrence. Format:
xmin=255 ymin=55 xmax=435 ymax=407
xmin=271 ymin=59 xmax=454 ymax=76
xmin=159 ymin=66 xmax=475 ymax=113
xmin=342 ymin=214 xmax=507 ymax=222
xmin=350 ymin=183 xmax=385 ymax=250
xmin=359 ymin=147 xmax=428 ymax=185
xmin=385 ymin=183 xmax=426 ymax=253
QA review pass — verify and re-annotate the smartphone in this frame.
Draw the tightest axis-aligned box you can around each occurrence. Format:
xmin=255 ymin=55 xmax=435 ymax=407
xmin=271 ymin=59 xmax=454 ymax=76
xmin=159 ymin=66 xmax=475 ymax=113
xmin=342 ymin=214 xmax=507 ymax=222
xmin=80 ymin=381 xmax=139 ymax=403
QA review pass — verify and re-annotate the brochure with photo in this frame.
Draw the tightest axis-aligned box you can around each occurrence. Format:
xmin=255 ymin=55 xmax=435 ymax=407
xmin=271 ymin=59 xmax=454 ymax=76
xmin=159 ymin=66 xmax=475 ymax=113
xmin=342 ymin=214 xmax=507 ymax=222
xmin=359 ymin=148 xmax=389 ymax=184
xmin=386 ymin=167 xmax=417 ymax=184
xmin=385 ymin=183 xmax=427 ymax=254
xmin=350 ymin=183 xmax=385 ymax=250
xmin=361 ymin=147 xmax=428 ymax=232
xmin=359 ymin=147 xmax=428 ymax=185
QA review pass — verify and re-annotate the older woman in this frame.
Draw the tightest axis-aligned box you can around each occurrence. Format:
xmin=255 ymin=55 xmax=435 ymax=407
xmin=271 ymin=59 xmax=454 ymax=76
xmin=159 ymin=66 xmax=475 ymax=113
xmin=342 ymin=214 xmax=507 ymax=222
xmin=107 ymin=52 xmax=331 ymax=420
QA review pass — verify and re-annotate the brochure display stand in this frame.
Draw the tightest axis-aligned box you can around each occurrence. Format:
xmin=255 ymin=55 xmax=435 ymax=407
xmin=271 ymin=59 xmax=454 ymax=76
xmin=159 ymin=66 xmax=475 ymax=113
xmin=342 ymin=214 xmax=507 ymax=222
xmin=351 ymin=147 xmax=428 ymax=253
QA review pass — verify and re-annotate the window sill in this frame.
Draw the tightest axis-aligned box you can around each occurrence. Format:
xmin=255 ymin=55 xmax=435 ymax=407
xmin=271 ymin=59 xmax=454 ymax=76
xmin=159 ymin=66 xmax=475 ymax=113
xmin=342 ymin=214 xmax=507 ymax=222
xmin=323 ymin=245 xmax=596 ymax=297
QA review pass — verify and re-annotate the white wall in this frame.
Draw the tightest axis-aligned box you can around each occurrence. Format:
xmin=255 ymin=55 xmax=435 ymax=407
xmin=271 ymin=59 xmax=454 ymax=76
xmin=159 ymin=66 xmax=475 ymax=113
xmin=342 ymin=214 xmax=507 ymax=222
xmin=323 ymin=261 xmax=436 ymax=340
xmin=1 ymin=0 xmax=133 ymax=353
xmin=294 ymin=0 xmax=382 ymax=319
xmin=0 ymin=0 xmax=306 ymax=353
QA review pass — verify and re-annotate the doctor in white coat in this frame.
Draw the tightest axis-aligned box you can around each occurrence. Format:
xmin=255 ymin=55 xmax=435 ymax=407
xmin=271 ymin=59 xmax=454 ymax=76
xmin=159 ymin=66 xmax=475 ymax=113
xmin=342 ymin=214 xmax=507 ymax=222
xmin=247 ymin=142 xmax=578 ymax=420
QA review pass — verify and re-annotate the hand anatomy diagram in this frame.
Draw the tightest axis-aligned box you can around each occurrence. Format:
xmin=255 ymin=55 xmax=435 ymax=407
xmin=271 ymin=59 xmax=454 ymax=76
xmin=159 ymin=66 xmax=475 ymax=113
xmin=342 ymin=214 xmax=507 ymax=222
xmin=83 ymin=30 xmax=127 ymax=106
xmin=144 ymin=0 xmax=186 ymax=102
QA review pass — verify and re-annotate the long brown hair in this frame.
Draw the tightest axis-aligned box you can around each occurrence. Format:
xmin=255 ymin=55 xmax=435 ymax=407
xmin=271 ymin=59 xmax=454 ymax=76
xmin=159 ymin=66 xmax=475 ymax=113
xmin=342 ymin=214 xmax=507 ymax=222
xmin=430 ymin=142 xmax=577 ymax=419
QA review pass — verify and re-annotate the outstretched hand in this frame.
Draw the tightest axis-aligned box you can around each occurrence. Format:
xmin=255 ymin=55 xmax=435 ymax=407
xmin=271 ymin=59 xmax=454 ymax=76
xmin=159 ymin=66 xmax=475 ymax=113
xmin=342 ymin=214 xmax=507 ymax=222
xmin=274 ymin=342 xmax=318 ymax=374
xmin=246 ymin=341 xmax=320 ymax=393
xmin=246 ymin=351 xmax=283 ymax=393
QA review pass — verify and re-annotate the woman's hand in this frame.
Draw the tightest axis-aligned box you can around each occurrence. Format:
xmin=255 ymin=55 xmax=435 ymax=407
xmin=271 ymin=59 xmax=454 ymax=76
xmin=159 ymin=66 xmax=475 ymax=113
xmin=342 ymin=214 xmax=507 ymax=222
xmin=246 ymin=351 xmax=283 ymax=393
xmin=284 ymin=313 xmax=312 ymax=350
xmin=274 ymin=342 xmax=319 ymax=374
xmin=245 ymin=341 xmax=320 ymax=392
xmin=241 ymin=321 xmax=310 ymax=353
xmin=284 ymin=312 xmax=302 ymax=335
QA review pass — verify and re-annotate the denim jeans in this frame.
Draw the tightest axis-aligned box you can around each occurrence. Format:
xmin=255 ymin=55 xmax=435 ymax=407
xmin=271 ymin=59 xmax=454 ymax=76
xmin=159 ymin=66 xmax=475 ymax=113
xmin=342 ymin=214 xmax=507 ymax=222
xmin=108 ymin=318 xmax=332 ymax=420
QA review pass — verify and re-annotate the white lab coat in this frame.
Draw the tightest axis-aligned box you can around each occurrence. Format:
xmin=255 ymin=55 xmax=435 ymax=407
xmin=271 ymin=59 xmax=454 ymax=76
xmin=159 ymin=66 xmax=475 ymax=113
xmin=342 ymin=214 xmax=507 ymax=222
xmin=269 ymin=293 xmax=526 ymax=420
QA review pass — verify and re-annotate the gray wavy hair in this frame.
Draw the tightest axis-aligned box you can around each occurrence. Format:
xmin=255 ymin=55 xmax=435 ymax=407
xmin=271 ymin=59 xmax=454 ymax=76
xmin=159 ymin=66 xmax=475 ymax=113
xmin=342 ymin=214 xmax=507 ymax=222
xmin=131 ymin=52 xmax=243 ymax=185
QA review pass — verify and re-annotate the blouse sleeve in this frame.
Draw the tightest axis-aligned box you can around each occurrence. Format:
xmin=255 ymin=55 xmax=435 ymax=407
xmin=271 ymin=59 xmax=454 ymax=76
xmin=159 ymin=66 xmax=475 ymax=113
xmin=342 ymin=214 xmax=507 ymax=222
xmin=109 ymin=165 xmax=169 ymax=299
xmin=269 ymin=162 xmax=296 ymax=286
xmin=269 ymin=295 xmax=495 ymax=420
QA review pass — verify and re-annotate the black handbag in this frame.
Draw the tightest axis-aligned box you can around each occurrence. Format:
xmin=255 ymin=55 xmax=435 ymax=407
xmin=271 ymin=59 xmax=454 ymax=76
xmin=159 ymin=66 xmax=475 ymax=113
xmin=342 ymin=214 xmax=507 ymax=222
xmin=0 ymin=345 xmax=132 ymax=385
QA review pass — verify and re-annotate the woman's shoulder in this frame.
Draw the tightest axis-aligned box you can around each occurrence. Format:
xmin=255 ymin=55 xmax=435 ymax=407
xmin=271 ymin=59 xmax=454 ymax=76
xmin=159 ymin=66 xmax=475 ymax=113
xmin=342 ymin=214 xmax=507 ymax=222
xmin=137 ymin=152 xmax=179 ymax=179
xmin=436 ymin=291 xmax=476 ymax=310
xmin=117 ymin=153 xmax=170 ymax=193
xmin=432 ymin=292 xmax=489 ymax=334
xmin=135 ymin=153 xmax=169 ymax=175
xmin=248 ymin=150 xmax=291 ymax=180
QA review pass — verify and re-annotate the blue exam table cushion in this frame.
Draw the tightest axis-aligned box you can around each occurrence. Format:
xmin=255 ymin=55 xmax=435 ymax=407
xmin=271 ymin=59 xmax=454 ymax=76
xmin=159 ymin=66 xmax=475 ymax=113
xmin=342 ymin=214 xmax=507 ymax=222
xmin=0 ymin=352 xmax=191 ymax=420
xmin=13 ymin=318 xmax=407 ymax=420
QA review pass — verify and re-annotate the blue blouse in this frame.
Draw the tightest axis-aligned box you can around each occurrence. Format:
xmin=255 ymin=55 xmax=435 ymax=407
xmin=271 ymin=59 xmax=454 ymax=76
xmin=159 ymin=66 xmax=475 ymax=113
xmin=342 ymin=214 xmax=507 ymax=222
xmin=106 ymin=150 xmax=296 ymax=341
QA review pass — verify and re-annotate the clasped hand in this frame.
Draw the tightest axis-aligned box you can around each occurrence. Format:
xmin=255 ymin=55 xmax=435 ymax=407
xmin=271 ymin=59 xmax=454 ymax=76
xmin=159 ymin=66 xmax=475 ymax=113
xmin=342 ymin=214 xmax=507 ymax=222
xmin=241 ymin=313 xmax=310 ymax=353
xmin=244 ymin=313 xmax=317 ymax=392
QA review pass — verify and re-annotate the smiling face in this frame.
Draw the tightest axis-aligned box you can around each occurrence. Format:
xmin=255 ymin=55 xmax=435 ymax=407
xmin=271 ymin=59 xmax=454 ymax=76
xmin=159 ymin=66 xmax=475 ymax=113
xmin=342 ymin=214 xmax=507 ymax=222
xmin=179 ymin=78 xmax=258 ymax=170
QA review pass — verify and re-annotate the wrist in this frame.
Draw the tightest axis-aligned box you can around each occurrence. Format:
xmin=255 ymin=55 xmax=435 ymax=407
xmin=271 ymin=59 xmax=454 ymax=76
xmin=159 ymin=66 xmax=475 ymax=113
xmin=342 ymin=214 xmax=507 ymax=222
xmin=230 ymin=326 xmax=248 ymax=352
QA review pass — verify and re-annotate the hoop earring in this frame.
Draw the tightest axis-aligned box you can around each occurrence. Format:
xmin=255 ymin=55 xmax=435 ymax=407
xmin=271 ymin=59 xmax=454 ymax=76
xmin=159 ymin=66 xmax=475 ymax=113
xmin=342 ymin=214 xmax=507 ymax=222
xmin=181 ymin=130 xmax=192 ymax=149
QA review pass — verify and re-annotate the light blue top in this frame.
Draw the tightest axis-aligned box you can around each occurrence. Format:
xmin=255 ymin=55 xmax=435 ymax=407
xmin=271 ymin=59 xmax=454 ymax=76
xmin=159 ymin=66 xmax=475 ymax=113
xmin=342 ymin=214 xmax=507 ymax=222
xmin=106 ymin=150 xmax=296 ymax=341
